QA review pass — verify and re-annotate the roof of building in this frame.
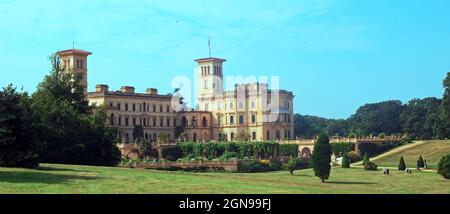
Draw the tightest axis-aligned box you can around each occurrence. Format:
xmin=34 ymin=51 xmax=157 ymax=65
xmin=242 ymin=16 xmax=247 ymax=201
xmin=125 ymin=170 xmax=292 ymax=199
xmin=194 ymin=57 xmax=226 ymax=63
xmin=87 ymin=91 xmax=172 ymax=100
xmin=57 ymin=49 xmax=92 ymax=56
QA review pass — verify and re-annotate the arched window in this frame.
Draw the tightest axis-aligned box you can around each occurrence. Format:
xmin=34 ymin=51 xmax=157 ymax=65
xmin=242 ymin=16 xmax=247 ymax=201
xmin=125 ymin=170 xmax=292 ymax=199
xmin=202 ymin=116 xmax=207 ymax=127
xmin=252 ymin=115 xmax=256 ymax=123
xmin=110 ymin=113 xmax=115 ymax=125
xmin=125 ymin=133 xmax=129 ymax=144
xmin=252 ymin=132 xmax=256 ymax=141
xmin=230 ymin=132 xmax=235 ymax=142
xmin=182 ymin=116 xmax=187 ymax=127
xmin=192 ymin=116 xmax=197 ymax=126
xmin=239 ymin=115 xmax=244 ymax=124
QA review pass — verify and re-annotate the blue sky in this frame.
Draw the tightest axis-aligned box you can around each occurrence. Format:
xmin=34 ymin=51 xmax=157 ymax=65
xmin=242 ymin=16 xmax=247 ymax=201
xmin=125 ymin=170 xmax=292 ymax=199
xmin=1 ymin=0 xmax=449 ymax=119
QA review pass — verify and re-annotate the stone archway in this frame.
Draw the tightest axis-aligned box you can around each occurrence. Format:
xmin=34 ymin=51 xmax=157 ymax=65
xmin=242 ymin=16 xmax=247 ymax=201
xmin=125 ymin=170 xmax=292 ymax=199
xmin=300 ymin=147 xmax=312 ymax=158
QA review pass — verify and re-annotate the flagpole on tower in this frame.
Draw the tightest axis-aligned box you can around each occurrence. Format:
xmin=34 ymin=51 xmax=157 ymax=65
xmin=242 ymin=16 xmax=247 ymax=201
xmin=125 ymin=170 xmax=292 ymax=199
xmin=208 ymin=36 xmax=211 ymax=58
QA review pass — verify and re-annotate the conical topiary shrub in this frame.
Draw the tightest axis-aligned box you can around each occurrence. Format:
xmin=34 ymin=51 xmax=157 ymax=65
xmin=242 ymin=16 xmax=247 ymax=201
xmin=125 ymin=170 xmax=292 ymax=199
xmin=341 ymin=152 xmax=350 ymax=168
xmin=417 ymin=155 xmax=424 ymax=169
xmin=398 ymin=156 xmax=406 ymax=170
xmin=362 ymin=153 xmax=369 ymax=165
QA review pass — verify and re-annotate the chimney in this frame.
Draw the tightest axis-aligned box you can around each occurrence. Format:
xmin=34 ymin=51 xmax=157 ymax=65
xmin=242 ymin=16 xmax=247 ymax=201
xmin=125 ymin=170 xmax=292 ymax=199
xmin=146 ymin=88 xmax=158 ymax=95
xmin=95 ymin=84 xmax=109 ymax=93
xmin=120 ymin=86 xmax=135 ymax=93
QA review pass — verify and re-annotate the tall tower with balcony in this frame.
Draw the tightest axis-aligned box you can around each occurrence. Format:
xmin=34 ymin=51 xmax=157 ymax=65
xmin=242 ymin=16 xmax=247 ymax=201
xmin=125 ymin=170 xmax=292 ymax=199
xmin=195 ymin=57 xmax=226 ymax=109
xmin=57 ymin=49 xmax=92 ymax=95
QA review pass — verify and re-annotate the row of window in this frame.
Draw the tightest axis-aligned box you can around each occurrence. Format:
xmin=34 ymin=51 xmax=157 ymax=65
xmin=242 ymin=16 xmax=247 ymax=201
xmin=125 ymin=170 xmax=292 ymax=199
xmin=110 ymin=114 xmax=178 ymax=127
xmin=218 ymin=129 xmax=292 ymax=141
xmin=200 ymin=65 xmax=222 ymax=76
xmin=120 ymin=132 xmax=168 ymax=144
xmin=109 ymin=102 xmax=172 ymax=113
xmin=110 ymin=114 xmax=210 ymax=128
xmin=63 ymin=59 xmax=84 ymax=69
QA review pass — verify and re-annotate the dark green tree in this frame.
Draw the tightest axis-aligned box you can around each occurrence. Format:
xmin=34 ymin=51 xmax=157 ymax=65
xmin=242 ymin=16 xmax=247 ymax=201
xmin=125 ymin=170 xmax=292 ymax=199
xmin=31 ymin=53 xmax=120 ymax=166
xmin=312 ymin=133 xmax=332 ymax=182
xmin=400 ymin=97 xmax=441 ymax=140
xmin=417 ymin=155 xmax=424 ymax=169
xmin=362 ymin=153 xmax=370 ymax=165
xmin=434 ymin=72 xmax=450 ymax=139
xmin=349 ymin=100 xmax=404 ymax=136
xmin=0 ymin=85 xmax=40 ymax=168
xmin=437 ymin=154 xmax=450 ymax=179
xmin=341 ymin=152 xmax=350 ymax=168
xmin=398 ymin=156 xmax=406 ymax=170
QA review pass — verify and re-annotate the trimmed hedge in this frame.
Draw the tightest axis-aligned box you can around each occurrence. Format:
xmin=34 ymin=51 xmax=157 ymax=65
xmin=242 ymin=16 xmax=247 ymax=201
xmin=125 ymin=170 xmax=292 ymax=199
xmin=279 ymin=144 xmax=298 ymax=157
xmin=238 ymin=159 xmax=283 ymax=173
xmin=177 ymin=142 xmax=279 ymax=160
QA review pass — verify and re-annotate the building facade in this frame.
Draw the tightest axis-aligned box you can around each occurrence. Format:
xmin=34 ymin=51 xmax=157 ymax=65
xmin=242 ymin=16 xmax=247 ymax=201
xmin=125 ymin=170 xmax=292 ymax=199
xmin=57 ymin=49 xmax=294 ymax=143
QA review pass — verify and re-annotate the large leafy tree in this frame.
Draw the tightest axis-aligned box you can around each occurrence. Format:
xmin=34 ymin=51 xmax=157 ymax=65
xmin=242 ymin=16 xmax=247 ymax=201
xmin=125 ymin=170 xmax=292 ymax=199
xmin=349 ymin=100 xmax=404 ymax=136
xmin=400 ymin=97 xmax=441 ymax=140
xmin=31 ymin=53 xmax=120 ymax=166
xmin=294 ymin=114 xmax=330 ymax=138
xmin=435 ymin=72 xmax=450 ymax=139
xmin=0 ymin=85 xmax=40 ymax=168
xmin=312 ymin=133 xmax=332 ymax=183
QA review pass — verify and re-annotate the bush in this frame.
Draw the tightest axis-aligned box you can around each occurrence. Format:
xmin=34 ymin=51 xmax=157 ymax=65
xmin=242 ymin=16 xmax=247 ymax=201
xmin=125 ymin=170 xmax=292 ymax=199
xmin=364 ymin=161 xmax=378 ymax=170
xmin=398 ymin=156 xmax=406 ymax=170
xmin=218 ymin=151 xmax=238 ymax=161
xmin=238 ymin=160 xmax=272 ymax=173
xmin=362 ymin=153 xmax=370 ymax=165
xmin=161 ymin=147 xmax=183 ymax=161
xmin=347 ymin=151 xmax=361 ymax=163
xmin=437 ymin=155 xmax=450 ymax=179
xmin=285 ymin=158 xmax=310 ymax=174
xmin=269 ymin=159 xmax=283 ymax=171
xmin=279 ymin=144 xmax=298 ymax=157
xmin=341 ymin=153 xmax=350 ymax=168
xmin=417 ymin=155 xmax=424 ymax=168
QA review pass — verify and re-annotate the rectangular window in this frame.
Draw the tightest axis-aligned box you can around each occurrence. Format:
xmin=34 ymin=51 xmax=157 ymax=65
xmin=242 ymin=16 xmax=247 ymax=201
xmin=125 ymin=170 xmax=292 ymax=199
xmin=125 ymin=104 xmax=129 ymax=111
xmin=153 ymin=105 xmax=156 ymax=112
xmin=125 ymin=118 xmax=129 ymax=126
xmin=167 ymin=105 xmax=170 ymax=112
xmin=153 ymin=118 xmax=156 ymax=126
xmin=132 ymin=118 xmax=136 ymax=126
xmin=167 ymin=118 xmax=170 ymax=127
xmin=160 ymin=105 xmax=163 ymax=112
xmin=117 ymin=103 xmax=121 ymax=111
xmin=160 ymin=118 xmax=163 ymax=127
xmin=132 ymin=104 xmax=136 ymax=111
xmin=230 ymin=116 xmax=234 ymax=124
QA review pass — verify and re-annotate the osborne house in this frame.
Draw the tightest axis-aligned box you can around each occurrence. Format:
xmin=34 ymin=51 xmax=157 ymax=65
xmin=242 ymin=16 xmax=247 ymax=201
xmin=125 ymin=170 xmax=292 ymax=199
xmin=56 ymin=48 xmax=294 ymax=145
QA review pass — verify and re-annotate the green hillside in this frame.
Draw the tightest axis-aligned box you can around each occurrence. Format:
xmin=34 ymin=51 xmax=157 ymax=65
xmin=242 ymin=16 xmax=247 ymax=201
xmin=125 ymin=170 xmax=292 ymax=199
xmin=369 ymin=140 xmax=450 ymax=169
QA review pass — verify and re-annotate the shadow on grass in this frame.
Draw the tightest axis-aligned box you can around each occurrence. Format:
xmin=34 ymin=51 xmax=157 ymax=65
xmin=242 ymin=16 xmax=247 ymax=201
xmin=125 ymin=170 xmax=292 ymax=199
xmin=37 ymin=166 xmax=93 ymax=173
xmin=0 ymin=171 xmax=100 ymax=184
xmin=326 ymin=181 xmax=377 ymax=185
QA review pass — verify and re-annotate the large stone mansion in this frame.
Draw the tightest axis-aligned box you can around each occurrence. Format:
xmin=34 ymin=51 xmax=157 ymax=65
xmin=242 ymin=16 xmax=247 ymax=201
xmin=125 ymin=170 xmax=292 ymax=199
xmin=56 ymin=49 xmax=294 ymax=143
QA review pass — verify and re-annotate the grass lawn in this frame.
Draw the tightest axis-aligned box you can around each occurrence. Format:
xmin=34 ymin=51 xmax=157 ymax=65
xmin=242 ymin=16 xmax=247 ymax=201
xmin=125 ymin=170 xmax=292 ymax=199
xmin=0 ymin=163 xmax=449 ymax=194
xmin=365 ymin=140 xmax=450 ymax=169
